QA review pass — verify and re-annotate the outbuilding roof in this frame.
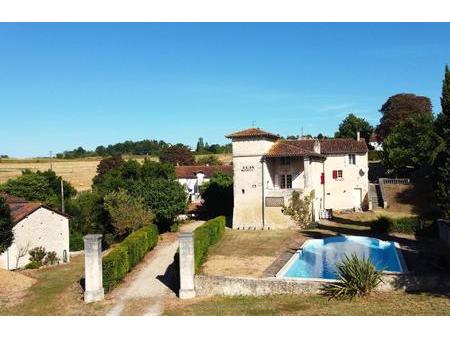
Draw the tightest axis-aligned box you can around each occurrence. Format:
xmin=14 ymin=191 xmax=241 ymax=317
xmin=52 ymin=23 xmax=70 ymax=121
xmin=1 ymin=193 xmax=69 ymax=225
xmin=225 ymin=128 xmax=280 ymax=140
xmin=175 ymin=165 xmax=233 ymax=179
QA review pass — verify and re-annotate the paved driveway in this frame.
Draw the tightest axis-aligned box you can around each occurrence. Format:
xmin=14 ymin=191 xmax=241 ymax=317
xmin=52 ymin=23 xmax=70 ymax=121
xmin=107 ymin=221 xmax=204 ymax=315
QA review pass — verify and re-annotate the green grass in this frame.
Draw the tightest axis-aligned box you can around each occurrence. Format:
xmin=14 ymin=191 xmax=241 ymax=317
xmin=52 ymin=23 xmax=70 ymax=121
xmin=164 ymin=292 xmax=450 ymax=316
xmin=0 ymin=255 xmax=112 ymax=316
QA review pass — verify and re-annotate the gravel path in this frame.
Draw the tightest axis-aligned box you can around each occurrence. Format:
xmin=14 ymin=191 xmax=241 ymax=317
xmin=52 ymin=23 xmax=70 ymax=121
xmin=107 ymin=221 xmax=204 ymax=316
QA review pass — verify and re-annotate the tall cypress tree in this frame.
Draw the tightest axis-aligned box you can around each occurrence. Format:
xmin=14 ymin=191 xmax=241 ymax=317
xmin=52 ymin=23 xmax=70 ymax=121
xmin=434 ymin=65 xmax=450 ymax=218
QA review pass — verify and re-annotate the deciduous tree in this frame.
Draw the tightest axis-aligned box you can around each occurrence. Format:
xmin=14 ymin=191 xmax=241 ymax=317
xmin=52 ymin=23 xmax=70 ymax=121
xmin=104 ymin=189 xmax=154 ymax=237
xmin=201 ymin=172 xmax=233 ymax=217
xmin=335 ymin=113 xmax=374 ymax=144
xmin=383 ymin=114 xmax=438 ymax=174
xmin=160 ymin=144 xmax=195 ymax=166
xmin=377 ymin=93 xmax=432 ymax=139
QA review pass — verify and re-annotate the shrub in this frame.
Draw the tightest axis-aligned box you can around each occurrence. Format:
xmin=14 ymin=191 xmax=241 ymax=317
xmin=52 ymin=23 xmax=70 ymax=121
xmin=193 ymin=216 xmax=226 ymax=270
xmin=371 ymin=216 xmax=419 ymax=234
xmin=102 ymin=224 xmax=159 ymax=292
xmin=44 ymin=251 xmax=60 ymax=265
xmin=102 ymin=246 xmax=129 ymax=292
xmin=69 ymin=232 xmax=84 ymax=251
xmin=25 ymin=261 xmax=41 ymax=269
xmin=283 ymin=191 xmax=314 ymax=228
xmin=28 ymin=246 xmax=46 ymax=266
xmin=170 ymin=222 xmax=180 ymax=233
xmin=368 ymin=150 xmax=382 ymax=162
xmin=321 ymin=254 xmax=383 ymax=299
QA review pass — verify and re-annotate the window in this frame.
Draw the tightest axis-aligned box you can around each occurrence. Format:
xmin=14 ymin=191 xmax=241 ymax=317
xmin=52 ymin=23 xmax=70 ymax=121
xmin=280 ymin=157 xmax=291 ymax=165
xmin=280 ymin=174 xmax=293 ymax=189
xmin=348 ymin=154 xmax=356 ymax=165
xmin=332 ymin=170 xmax=343 ymax=180
xmin=286 ymin=174 xmax=292 ymax=188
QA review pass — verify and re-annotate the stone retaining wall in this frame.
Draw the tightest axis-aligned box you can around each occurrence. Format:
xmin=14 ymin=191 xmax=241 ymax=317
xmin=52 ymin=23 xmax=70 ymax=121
xmin=195 ymin=273 xmax=450 ymax=297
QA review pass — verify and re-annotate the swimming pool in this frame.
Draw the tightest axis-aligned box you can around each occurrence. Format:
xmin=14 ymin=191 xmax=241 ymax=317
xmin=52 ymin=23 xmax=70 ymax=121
xmin=277 ymin=235 xmax=406 ymax=280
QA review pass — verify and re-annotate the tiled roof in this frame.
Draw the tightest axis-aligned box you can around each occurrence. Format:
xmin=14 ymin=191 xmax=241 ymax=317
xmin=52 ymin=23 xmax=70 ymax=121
xmin=265 ymin=141 xmax=325 ymax=158
xmin=1 ymin=193 xmax=69 ymax=224
xmin=319 ymin=139 xmax=368 ymax=154
xmin=7 ymin=202 xmax=42 ymax=224
xmin=265 ymin=138 xmax=367 ymax=158
xmin=226 ymin=128 xmax=280 ymax=140
xmin=1 ymin=194 xmax=27 ymax=204
xmin=175 ymin=165 xmax=233 ymax=179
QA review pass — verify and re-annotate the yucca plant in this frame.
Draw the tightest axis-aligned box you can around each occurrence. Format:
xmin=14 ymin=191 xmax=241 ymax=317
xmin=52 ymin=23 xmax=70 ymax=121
xmin=322 ymin=253 xmax=384 ymax=299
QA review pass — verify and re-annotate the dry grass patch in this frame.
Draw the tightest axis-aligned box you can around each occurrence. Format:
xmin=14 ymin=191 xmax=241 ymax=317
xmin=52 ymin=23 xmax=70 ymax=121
xmin=200 ymin=229 xmax=302 ymax=277
xmin=164 ymin=291 xmax=450 ymax=316
xmin=0 ymin=254 xmax=113 ymax=315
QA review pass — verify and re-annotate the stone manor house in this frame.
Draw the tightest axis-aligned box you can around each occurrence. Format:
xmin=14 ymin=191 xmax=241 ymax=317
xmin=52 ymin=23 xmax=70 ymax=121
xmin=226 ymin=128 xmax=369 ymax=229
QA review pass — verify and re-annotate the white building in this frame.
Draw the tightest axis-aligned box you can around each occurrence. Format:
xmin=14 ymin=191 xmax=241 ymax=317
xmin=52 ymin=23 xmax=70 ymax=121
xmin=175 ymin=165 xmax=233 ymax=203
xmin=226 ymin=128 xmax=369 ymax=230
xmin=0 ymin=195 xmax=70 ymax=270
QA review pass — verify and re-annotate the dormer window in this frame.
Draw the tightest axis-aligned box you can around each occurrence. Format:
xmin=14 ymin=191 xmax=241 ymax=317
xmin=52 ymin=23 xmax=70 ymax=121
xmin=280 ymin=157 xmax=291 ymax=166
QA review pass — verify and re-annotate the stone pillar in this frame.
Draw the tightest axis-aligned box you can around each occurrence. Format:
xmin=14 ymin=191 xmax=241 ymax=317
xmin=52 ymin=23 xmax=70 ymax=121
xmin=179 ymin=232 xmax=196 ymax=299
xmin=303 ymin=156 xmax=311 ymax=190
xmin=83 ymin=234 xmax=104 ymax=303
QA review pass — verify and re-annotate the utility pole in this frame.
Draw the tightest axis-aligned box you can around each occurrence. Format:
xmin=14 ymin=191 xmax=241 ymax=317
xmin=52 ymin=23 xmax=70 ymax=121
xmin=49 ymin=151 xmax=53 ymax=171
xmin=60 ymin=178 xmax=65 ymax=213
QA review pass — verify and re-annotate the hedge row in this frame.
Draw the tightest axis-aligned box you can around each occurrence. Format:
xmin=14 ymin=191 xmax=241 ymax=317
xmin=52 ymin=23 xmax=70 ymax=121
xmin=371 ymin=216 xmax=419 ymax=234
xmin=102 ymin=224 xmax=159 ymax=292
xmin=193 ymin=216 xmax=226 ymax=270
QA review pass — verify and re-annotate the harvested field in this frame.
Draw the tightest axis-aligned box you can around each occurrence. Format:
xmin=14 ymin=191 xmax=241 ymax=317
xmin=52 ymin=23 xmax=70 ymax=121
xmin=0 ymin=153 xmax=232 ymax=192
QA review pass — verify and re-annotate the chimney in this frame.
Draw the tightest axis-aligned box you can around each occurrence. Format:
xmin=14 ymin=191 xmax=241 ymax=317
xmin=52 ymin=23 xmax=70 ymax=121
xmin=356 ymin=131 xmax=361 ymax=142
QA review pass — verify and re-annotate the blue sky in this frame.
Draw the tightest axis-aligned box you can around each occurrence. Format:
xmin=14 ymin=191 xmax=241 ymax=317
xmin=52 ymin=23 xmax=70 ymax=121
xmin=1 ymin=23 xmax=449 ymax=157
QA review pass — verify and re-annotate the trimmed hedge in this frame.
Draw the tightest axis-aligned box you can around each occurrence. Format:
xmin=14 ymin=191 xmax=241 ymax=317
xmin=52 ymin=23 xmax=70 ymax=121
xmin=371 ymin=216 xmax=419 ymax=234
xmin=102 ymin=224 xmax=159 ymax=292
xmin=102 ymin=245 xmax=129 ymax=292
xmin=193 ymin=216 xmax=226 ymax=270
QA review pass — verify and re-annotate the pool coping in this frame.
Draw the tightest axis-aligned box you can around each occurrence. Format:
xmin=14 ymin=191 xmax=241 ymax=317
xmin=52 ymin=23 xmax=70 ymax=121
xmin=275 ymin=235 xmax=409 ymax=281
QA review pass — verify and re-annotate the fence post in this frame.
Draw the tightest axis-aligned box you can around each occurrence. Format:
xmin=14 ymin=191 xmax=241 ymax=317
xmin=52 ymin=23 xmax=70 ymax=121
xmin=179 ymin=232 xmax=196 ymax=299
xmin=83 ymin=234 xmax=104 ymax=303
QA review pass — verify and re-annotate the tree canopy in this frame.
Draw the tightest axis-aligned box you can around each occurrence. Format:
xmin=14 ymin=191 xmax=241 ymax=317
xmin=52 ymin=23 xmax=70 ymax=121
xmin=0 ymin=170 xmax=76 ymax=210
xmin=159 ymin=144 xmax=195 ymax=166
xmin=104 ymin=189 xmax=154 ymax=237
xmin=201 ymin=172 xmax=233 ymax=217
xmin=92 ymin=158 xmax=186 ymax=230
xmin=383 ymin=114 xmax=438 ymax=174
xmin=0 ymin=195 xmax=13 ymax=254
xmin=376 ymin=93 xmax=432 ymax=139
xmin=334 ymin=113 xmax=374 ymax=143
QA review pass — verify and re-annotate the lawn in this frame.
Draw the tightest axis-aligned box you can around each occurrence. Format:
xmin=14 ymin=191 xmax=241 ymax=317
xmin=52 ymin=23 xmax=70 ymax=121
xmin=0 ymin=254 xmax=113 ymax=315
xmin=164 ymin=292 xmax=450 ymax=316
xmin=200 ymin=229 xmax=303 ymax=277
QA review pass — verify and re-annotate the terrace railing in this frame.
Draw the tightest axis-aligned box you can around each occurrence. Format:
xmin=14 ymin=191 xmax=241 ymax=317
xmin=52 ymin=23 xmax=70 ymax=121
xmin=381 ymin=178 xmax=410 ymax=185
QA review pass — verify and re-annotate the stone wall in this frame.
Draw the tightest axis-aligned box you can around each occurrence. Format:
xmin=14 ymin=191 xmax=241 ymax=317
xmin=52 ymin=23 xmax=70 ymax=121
xmin=194 ymin=275 xmax=327 ymax=296
xmin=194 ymin=273 xmax=450 ymax=297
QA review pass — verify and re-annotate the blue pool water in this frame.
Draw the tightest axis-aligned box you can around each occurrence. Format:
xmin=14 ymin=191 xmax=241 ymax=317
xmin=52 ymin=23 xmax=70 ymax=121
xmin=281 ymin=236 xmax=404 ymax=279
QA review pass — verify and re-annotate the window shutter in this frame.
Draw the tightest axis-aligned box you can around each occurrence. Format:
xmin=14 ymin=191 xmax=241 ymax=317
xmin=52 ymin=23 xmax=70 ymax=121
xmin=332 ymin=170 xmax=337 ymax=179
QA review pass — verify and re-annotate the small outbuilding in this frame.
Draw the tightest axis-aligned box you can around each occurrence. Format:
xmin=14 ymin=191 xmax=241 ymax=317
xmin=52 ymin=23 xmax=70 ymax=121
xmin=0 ymin=194 xmax=70 ymax=270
